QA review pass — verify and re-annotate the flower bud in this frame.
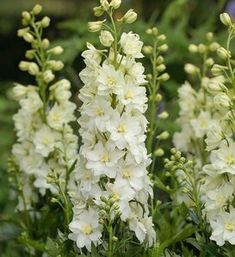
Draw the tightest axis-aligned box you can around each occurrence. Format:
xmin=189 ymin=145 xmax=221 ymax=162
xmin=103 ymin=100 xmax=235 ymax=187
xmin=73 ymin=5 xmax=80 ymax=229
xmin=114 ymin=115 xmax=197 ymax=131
xmin=25 ymin=49 xmax=35 ymax=59
xmin=217 ymin=47 xmax=231 ymax=59
xmin=32 ymin=4 xmax=42 ymax=15
xmin=99 ymin=30 xmax=114 ymax=47
xmin=206 ymin=32 xmax=214 ymax=41
xmin=43 ymin=70 xmax=55 ymax=83
xmin=23 ymin=33 xmax=34 ymax=43
xmin=19 ymin=61 xmax=30 ymax=71
xmin=158 ymin=44 xmax=168 ymax=52
xmin=211 ymin=64 xmax=225 ymax=76
xmin=22 ymin=11 xmax=31 ymax=22
xmin=154 ymin=148 xmax=165 ymax=157
xmin=156 ymin=64 xmax=166 ymax=72
xmin=157 ymin=131 xmax=170 ymax=140
xmin=93 ymin=6 xmax=104 ymax=17
xmin=209 ymin=42 xmax=220 ymax=51
xmin=12 ymin=83 xmax=28 ymax=100
xmin=188 ymin=44 xmax=198 ymax=53
xmin=214 ymin=93 xmax=230 ymax=109
xmin=41 ymin=16 xmax=50 ymax=28
xmin=156 ymin=56 xmax=164 ymax=64
xmin=88 ymin=20 xmax=105 ymax=32
xmin=205 ymin=58 xmax=214 ymax=66
xmin=184 ymin=63 xmax=199 ymax=75
xmin=207 ymin=78 xmax=223 ymax=93
xmin=142 ymin=46 xmax=153 ymax=55
xmin=155 ymin=94 xmax=162 ymax=102
xmin=100 ymin=0 xmax=110 ymax=11
xmin=122 ymin=9 xmax=137 ymax=24
xmin=220 ymin=13 xmax=232 ymax=26
xmin=145 ymin=28 xmax=153 ymax=35
xmin=110 ymin=0 xmax=121 ymax=9
xmin=48 ymin=60 xmax=64 ymax=71
xmin=152 ymin=27 xmax=158 ymax=35
xmin=42 ymin=39 xmax=50 ymax=49
xmin=146 ymin=74 xmax=152 ymax=81
xmin=158 ymin=111 xmax=169 ymax=119
xmin=198 ymin=43 xmax=206 ymax=54
xmin=48 ymin=46 xmax=64 ymax=55
xmin=28 ymin=63 xmax=39 ymax=75
xmin=17 ymin=27 xmax=30 ymax=37
xmin=158 ymin=34 xmax=166 ymax=41
xmin=158 ymin=73 xmax=170 ymax=81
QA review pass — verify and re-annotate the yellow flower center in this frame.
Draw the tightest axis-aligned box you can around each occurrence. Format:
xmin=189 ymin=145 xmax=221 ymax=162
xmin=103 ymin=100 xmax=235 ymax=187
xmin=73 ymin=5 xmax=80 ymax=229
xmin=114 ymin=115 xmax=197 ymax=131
xmin=123 ymin=169 xmax=132 ymax=179
xmin=112 ymin=193 xmax=120 ymax=202
xmin=225 ymin=221 xmax=235 ymax=232
xmin=51 ymin=112 xmax=61 ymax=122
xmin=81 ymin=224 xmax=92 ymax=235
xmin=199 ymin=119 xmax=208 ymax=129
xmin=83 ymin=171 xmax=92 ymax=180
xmin=117 ymin=123 xmax=127 ymax=133
xmin=107 ymin=76 xmax=116 ymax=87
xmin=216 ymin=194 xmax=225 ymax=205
xmin=42 ymin=137 xmax=50 ymax=145
xmin=95 ymin=107 xmax=104 ymax=116
xmin=124 ymin=90 xmax=134 ymax=100
xmin=100 ymin=154 xmax=109 ymax=163
xmin=225 ymin=154 xmax=235 ymax=166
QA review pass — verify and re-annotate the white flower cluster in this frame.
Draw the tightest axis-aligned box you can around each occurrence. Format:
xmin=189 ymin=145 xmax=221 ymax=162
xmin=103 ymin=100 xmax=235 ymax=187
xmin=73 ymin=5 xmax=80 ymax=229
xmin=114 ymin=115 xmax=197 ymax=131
xmin=174 ymin=28 xmax=235 ymax=246
xmin=12 ymin=79 xmax=77 ymax=210
xmin=69 ymin=26 xmax=155 ymax=251
xmin=11 ymin=6 xmax=77 ymax=211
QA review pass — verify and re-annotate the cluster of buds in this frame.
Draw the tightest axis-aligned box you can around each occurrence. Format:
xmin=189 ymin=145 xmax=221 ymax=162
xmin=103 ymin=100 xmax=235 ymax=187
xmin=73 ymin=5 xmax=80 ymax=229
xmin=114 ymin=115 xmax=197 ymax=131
xmin=89 ymin=0 xmax=138 ymax=32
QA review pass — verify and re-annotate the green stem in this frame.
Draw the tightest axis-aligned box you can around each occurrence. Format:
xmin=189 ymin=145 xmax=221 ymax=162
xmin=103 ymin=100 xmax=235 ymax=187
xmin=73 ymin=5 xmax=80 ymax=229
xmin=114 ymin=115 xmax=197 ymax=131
xmin=108 ymin=220 xmax=113 ymax=257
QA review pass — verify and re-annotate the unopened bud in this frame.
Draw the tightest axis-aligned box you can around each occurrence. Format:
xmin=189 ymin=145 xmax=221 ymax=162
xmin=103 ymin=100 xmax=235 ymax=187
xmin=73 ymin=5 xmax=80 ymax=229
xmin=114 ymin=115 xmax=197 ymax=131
xmin=100 ymin=0 xmax=110 ymax=11
xmin=156 ymin=64 xmax=166 ymax=72
xmin=198 ymin=44 xmax=206 ymax=54
xmin=48 ymin=46 xmax=64 ymax=55
xmin=217 ymin=47 xmax=231 ymax=59
xmin=32 ymin=4 xmax=42 ymax=15
xmin=23 ymin=33 xmax=34 ymax=43
xmin=184 ymin=63 xmax=199 ymax=75
xmin=93 ymin=6 xmax=104 ymax=17
xmin=41 ymin=16 xmax=50 ymax=28
xmin=17 ymin=28 xmax=29 ymax=37
xmin=220 ymin=13 xmax=232 ymax=26
xmin=42 ymin=39 xmax=50 ymax=49
xmin=188 ymin=44 xmax=198 ymax=53
xmin=209 ymin=42 xmax=220 ymax=51
xmin=158 ymin=73 xmax=170 ymax=81
xmin=48 ymin=60 xmax=64 ymax=71
xmin=99 ymin=30 xmax=114 ymax=47
xmin=157 ymin=131 xmax=170 ymax=140
xmin=158 ymin=111 xmax=169 ymax=119
xmin=155 ymin=94 xmax=162 ymax=102
xmin=206 ymin=32 xmax=214 ymax=41
xmin=88 ymin=20 xmax=105 ymax=32
xmin=154 ymin=148 xmax=165 ymax=157
xmin=143 ymin=46 xmax=153 ymax=55
xmin=205 ymin=58 xmax=214 ymax=66
xmin=158 ymin=44 xmax=168 ymax=52
xmin=152 ymin=27 xmax=158 ymax=35
xmin=43 ymin=70 xmax=55 ymax=83
xmin=211 ymin=64 xmax=226 ymax=76
xmin=122 ymin=9 xmax=137 ymax=24
xmin=156 ymin=56 xmax=164 ymax=64
xmin=158 ymin=34 xmax=166 ymax=41
xmin=19 ymin=61 xmax=29 ymax=71
xmin=28 ymin=63 xmax=39 ymax=75
xmin=110 ymin=0 xmax=121 ymax=9
xmin=146 ymin=28 xmax=153 ymax=35
xmin=22 ymin=11 xmax=31 ymax=22
xmin=25 ymin=49 xmax=35 ymax=59
xmin=214 ymin=93 xmax=230 ymax=109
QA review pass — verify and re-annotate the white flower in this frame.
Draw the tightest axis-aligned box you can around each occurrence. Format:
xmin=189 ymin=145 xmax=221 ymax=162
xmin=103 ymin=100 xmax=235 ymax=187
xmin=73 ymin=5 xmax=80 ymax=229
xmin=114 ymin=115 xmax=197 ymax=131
xmin=129 ymin=215 xmax=156 ymax=246
xmin=50 ymin=79 xmax=72 ymax=103
xmin=116 ymin=81 xmax=147 ymax=112
xmin=85 ymin=141 xmax=123 ymax=177
xmin=210 ymin=208 xmax=235 ymax=246
xmin=106 ymin=112 xmax=142 ymax=149
xmin=19 ymin=90 xmax=43 ymax=113
xmin=99 ymin=30 xmax=114 ymax=47
xmin=119 ymin=32 xmax=143 ymax=58
xmin=82 ymin=42 xmax=102 ymax=66
xmin=97 ymin=64 xmax=125 ymax=94
xmin=69 ymin=208 xmax=102 ymax=251
xmin=210 ymin=140 xmax=235 ymax=175
xmin=33 ymin=125 xmax=59 ymax=157
xmin=191 ymin=111 xmax=214 ymax=138
xmin=107 ymin=181 xmax=135 ymax=220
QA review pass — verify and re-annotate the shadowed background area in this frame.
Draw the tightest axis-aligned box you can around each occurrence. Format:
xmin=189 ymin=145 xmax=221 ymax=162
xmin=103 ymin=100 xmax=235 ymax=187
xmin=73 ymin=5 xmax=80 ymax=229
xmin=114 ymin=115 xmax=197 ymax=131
xmin=0 ymin=0 xmax=232 ymax=255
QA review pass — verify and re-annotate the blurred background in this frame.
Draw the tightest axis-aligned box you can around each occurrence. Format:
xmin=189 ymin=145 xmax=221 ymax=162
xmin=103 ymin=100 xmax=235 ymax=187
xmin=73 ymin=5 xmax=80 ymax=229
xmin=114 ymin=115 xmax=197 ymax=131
xmin=0 ymin=0 xmax=233 ymax=254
